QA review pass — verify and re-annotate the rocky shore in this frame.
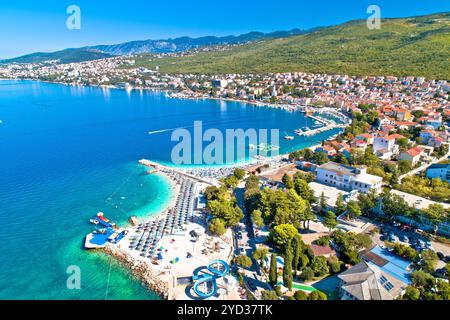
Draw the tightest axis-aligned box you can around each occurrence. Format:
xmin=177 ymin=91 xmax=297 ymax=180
xmin=103 ymin=245 xmax=172 ymax=300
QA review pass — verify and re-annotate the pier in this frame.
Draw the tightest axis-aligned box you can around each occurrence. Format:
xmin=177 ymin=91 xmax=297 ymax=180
xmin=138 ymin=159 xmax=215 ymax=186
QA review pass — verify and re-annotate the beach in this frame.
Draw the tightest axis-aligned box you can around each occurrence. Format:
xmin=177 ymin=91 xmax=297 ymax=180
xmin=101 ymin=163 xmax=237 ymax=300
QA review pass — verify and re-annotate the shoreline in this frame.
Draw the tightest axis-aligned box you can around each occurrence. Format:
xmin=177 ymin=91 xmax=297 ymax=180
xmin=90 ymin=169 xmax=181 ymax=299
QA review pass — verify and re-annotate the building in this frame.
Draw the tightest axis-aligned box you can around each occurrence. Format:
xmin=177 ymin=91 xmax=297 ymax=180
xmin=211 ymin=79 xmax=228 ymax=88
xmin=316 ymin=162 xmax=383 ymax=193
xmin=338 ymin=246 xmax=410 ymax=300
xmin=315 ymin=145 xmax=337 ymax=157
xmin=394 ymin=108 xmax=412 ymax=122
xmin=419 ymin=129 xmax=435 ymax=144
xmin=426 ymin=164 xmax=450 ymax=183
xmin=373 ymin=135 xmax=397 ymax=154
xmin=398 ymin=147 xmax=424 ymax=166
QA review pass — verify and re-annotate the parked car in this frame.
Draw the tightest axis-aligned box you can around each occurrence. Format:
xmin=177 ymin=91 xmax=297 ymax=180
xmin=437 ymin=252 xmax=445 ymax=261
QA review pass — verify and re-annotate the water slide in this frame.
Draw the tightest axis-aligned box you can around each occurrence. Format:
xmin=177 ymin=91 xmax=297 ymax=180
xmin=192 ymin=260 xmax=229 ymax=299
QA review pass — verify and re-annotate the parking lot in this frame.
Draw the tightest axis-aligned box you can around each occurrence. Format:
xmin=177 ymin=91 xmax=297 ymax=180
xmin=371 ymin=221 xmax=450 ymax=262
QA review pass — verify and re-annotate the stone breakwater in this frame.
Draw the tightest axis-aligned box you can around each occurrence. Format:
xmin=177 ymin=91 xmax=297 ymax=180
xmin=103 ymin=245 xmax=172 ymax=300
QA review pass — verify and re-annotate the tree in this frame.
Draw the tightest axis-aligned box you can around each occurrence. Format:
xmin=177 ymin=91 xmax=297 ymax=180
xmin=222 ymin=175 xmax=239 ymax=189
xmin=250 ymin=210 xmax=264 ymax=229
xmin=209 ymin=199 xmax=244 ymax=227
xmin=403 ymin=286 xmax=420 ymax=300
xmin=346 ymin=200 xmax=362 ymax=220
xmin=314 ymin=151 xmax=329 ymax=165
xmin=323 ymin=211 xmax=338 ymax=233
xmin=292 ymin=235 xmax=303 ymax=274
xmin=282 ymin=174 xmax=294 ymax=189
xmin=319 ymin=192 xmax=327 ymax=213
xmin=424 ymin=204 xmax=446 ymax=232
xmin=303 ymin=148 xmax=314 ymax=162
xmin=335 ymin=193 xmax=346 ymax=216
xmin=269 ymin=254 xmax=278 ymax=286
xmin=204 ymin=186 xmax=225 ymax=202
xmin=308 ymin=290 xmax=327 ymax=300
xmin=357 ymin=189 xmax=377 ymax=215
xmin=283 ymin=243 xmax=293 ymax=290
xmin=253 ymin=246 xmax=269 ymax=268
xmin=310 ymin=256 xmax=329 ymax=277
xmin=315 ymin=235 xmax=331 ymax=247
xmin=397 ymin=160 xmax=412 ymax=174
xmin=298 ymin=253 xmax=310 ymax=270
xmin=233 ymin=168 xmax=246 ymax=180
xmin=411 ymin=270 xmax=435 ymax=289
xmin=209 ymin=218 xmax=226 ymax=235
xmin=340 ymin=248 xmax=361 ymax=265
xmin=234 ymin=255 xmax=252 ymax=269
xmin=269 ymin=224 xmax=298 ymax=248
xmin=294 ymin=290 xmax=308 ymax=300
xmin=421 ymin=250 xmax=439 ymax=273
xmin=328 ymin=257 xmax=342 ymax=273
xmin=380 ymin=191 xmax=413 ymax=217
xmin=261 ymin=290 xmax=278 ymax=300
xmin=293 ymin=178 xmax=315 ymax=203
xmin=301 ymin=267 xmax=314 ymax=282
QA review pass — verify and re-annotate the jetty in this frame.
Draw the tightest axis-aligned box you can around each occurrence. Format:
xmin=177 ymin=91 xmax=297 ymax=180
xmin=138 ymin=159 xmax=215 ymax=186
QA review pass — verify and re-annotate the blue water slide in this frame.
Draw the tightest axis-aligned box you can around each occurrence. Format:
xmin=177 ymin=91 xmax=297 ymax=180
xmin=192 ymin=260 xmax=229 ymax=298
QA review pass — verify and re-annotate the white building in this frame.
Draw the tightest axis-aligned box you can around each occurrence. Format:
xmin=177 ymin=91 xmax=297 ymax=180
xmin=316 ymin=162 xmax=383 ymax=193
xmin=373 ymin=135 xmax=396 ymax=154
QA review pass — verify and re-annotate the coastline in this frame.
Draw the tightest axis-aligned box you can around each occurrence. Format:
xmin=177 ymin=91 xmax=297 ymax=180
xmin=2 ymin=79 xmax=346 ymax=299
xmin=106 ymin=169 xmax=181 ymax=299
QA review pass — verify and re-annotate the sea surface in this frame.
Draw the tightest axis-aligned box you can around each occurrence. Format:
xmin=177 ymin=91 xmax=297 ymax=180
xmin=0 ymin=80 xmax=341 ymax=299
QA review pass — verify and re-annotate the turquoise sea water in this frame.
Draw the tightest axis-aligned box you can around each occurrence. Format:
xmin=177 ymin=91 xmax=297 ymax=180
xmin=0 ymin=80 xmax=341 ymax=299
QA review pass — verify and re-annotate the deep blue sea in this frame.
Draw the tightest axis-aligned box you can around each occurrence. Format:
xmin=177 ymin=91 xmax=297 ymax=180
xmin=0 ymin=80 xmax=340 ymax=299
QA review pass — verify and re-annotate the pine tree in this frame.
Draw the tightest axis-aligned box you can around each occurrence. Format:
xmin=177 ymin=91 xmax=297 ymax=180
xmin=292 ymin=234 xmax=303 ymax=274
xmin=269 ymin=253 xmax=278 ymax=286
xmin=319 ymin=192 xmax=327 ymax=213
xmin=323 ymin=211 xmax=338 ymax=233
xmin=283 ymin=242 xmax=293 ymax=290
xmin=335 ymin=193 xmax=346 ymax=216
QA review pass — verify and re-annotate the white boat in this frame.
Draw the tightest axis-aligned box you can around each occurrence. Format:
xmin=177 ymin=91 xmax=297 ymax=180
xmin=89 ymin=219 xmax=99 ymax=225
xmin=284 ymin=135 xmax=294 ymax=140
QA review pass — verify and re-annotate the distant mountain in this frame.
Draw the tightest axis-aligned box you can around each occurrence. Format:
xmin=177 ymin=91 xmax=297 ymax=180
xmin=88 ymin=29 xmax=309 ymax=55
xmin=1 ymin=29 xmax=309 ymax=64
xmin=1 ymin=48 xmax=114 ymax=64
xmin=134 ymin=12 xmax=450 ymax=80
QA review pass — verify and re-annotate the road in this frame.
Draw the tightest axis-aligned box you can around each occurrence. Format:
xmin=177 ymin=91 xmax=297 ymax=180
xmin=233 ymin=182 xmax=271 ymax=299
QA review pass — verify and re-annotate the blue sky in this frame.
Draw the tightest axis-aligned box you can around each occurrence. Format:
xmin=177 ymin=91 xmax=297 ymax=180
xmin=0 ymin=0 xmax=449 ymax=58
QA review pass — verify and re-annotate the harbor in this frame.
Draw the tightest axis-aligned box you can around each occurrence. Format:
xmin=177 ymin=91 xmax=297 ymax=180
xmin=294 ymin=111 xmax=349 ymax=137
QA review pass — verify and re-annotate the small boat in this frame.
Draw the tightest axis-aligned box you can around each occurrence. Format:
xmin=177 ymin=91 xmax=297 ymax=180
xmin=89 ymin=219 xmax=99 ymax=225
xmin=284 ymin=134 xmax=294 ymax=140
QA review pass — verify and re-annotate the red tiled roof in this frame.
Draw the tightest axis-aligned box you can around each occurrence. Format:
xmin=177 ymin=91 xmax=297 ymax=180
xmin=406 ymin=147 xmax=424 ymax=157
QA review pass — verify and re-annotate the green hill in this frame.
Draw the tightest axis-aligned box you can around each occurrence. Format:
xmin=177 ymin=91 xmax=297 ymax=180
xmin=135 ymin=13 xmax=450 ymax=79
xmin=1 ymin=49 xmax=114 ymax=64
